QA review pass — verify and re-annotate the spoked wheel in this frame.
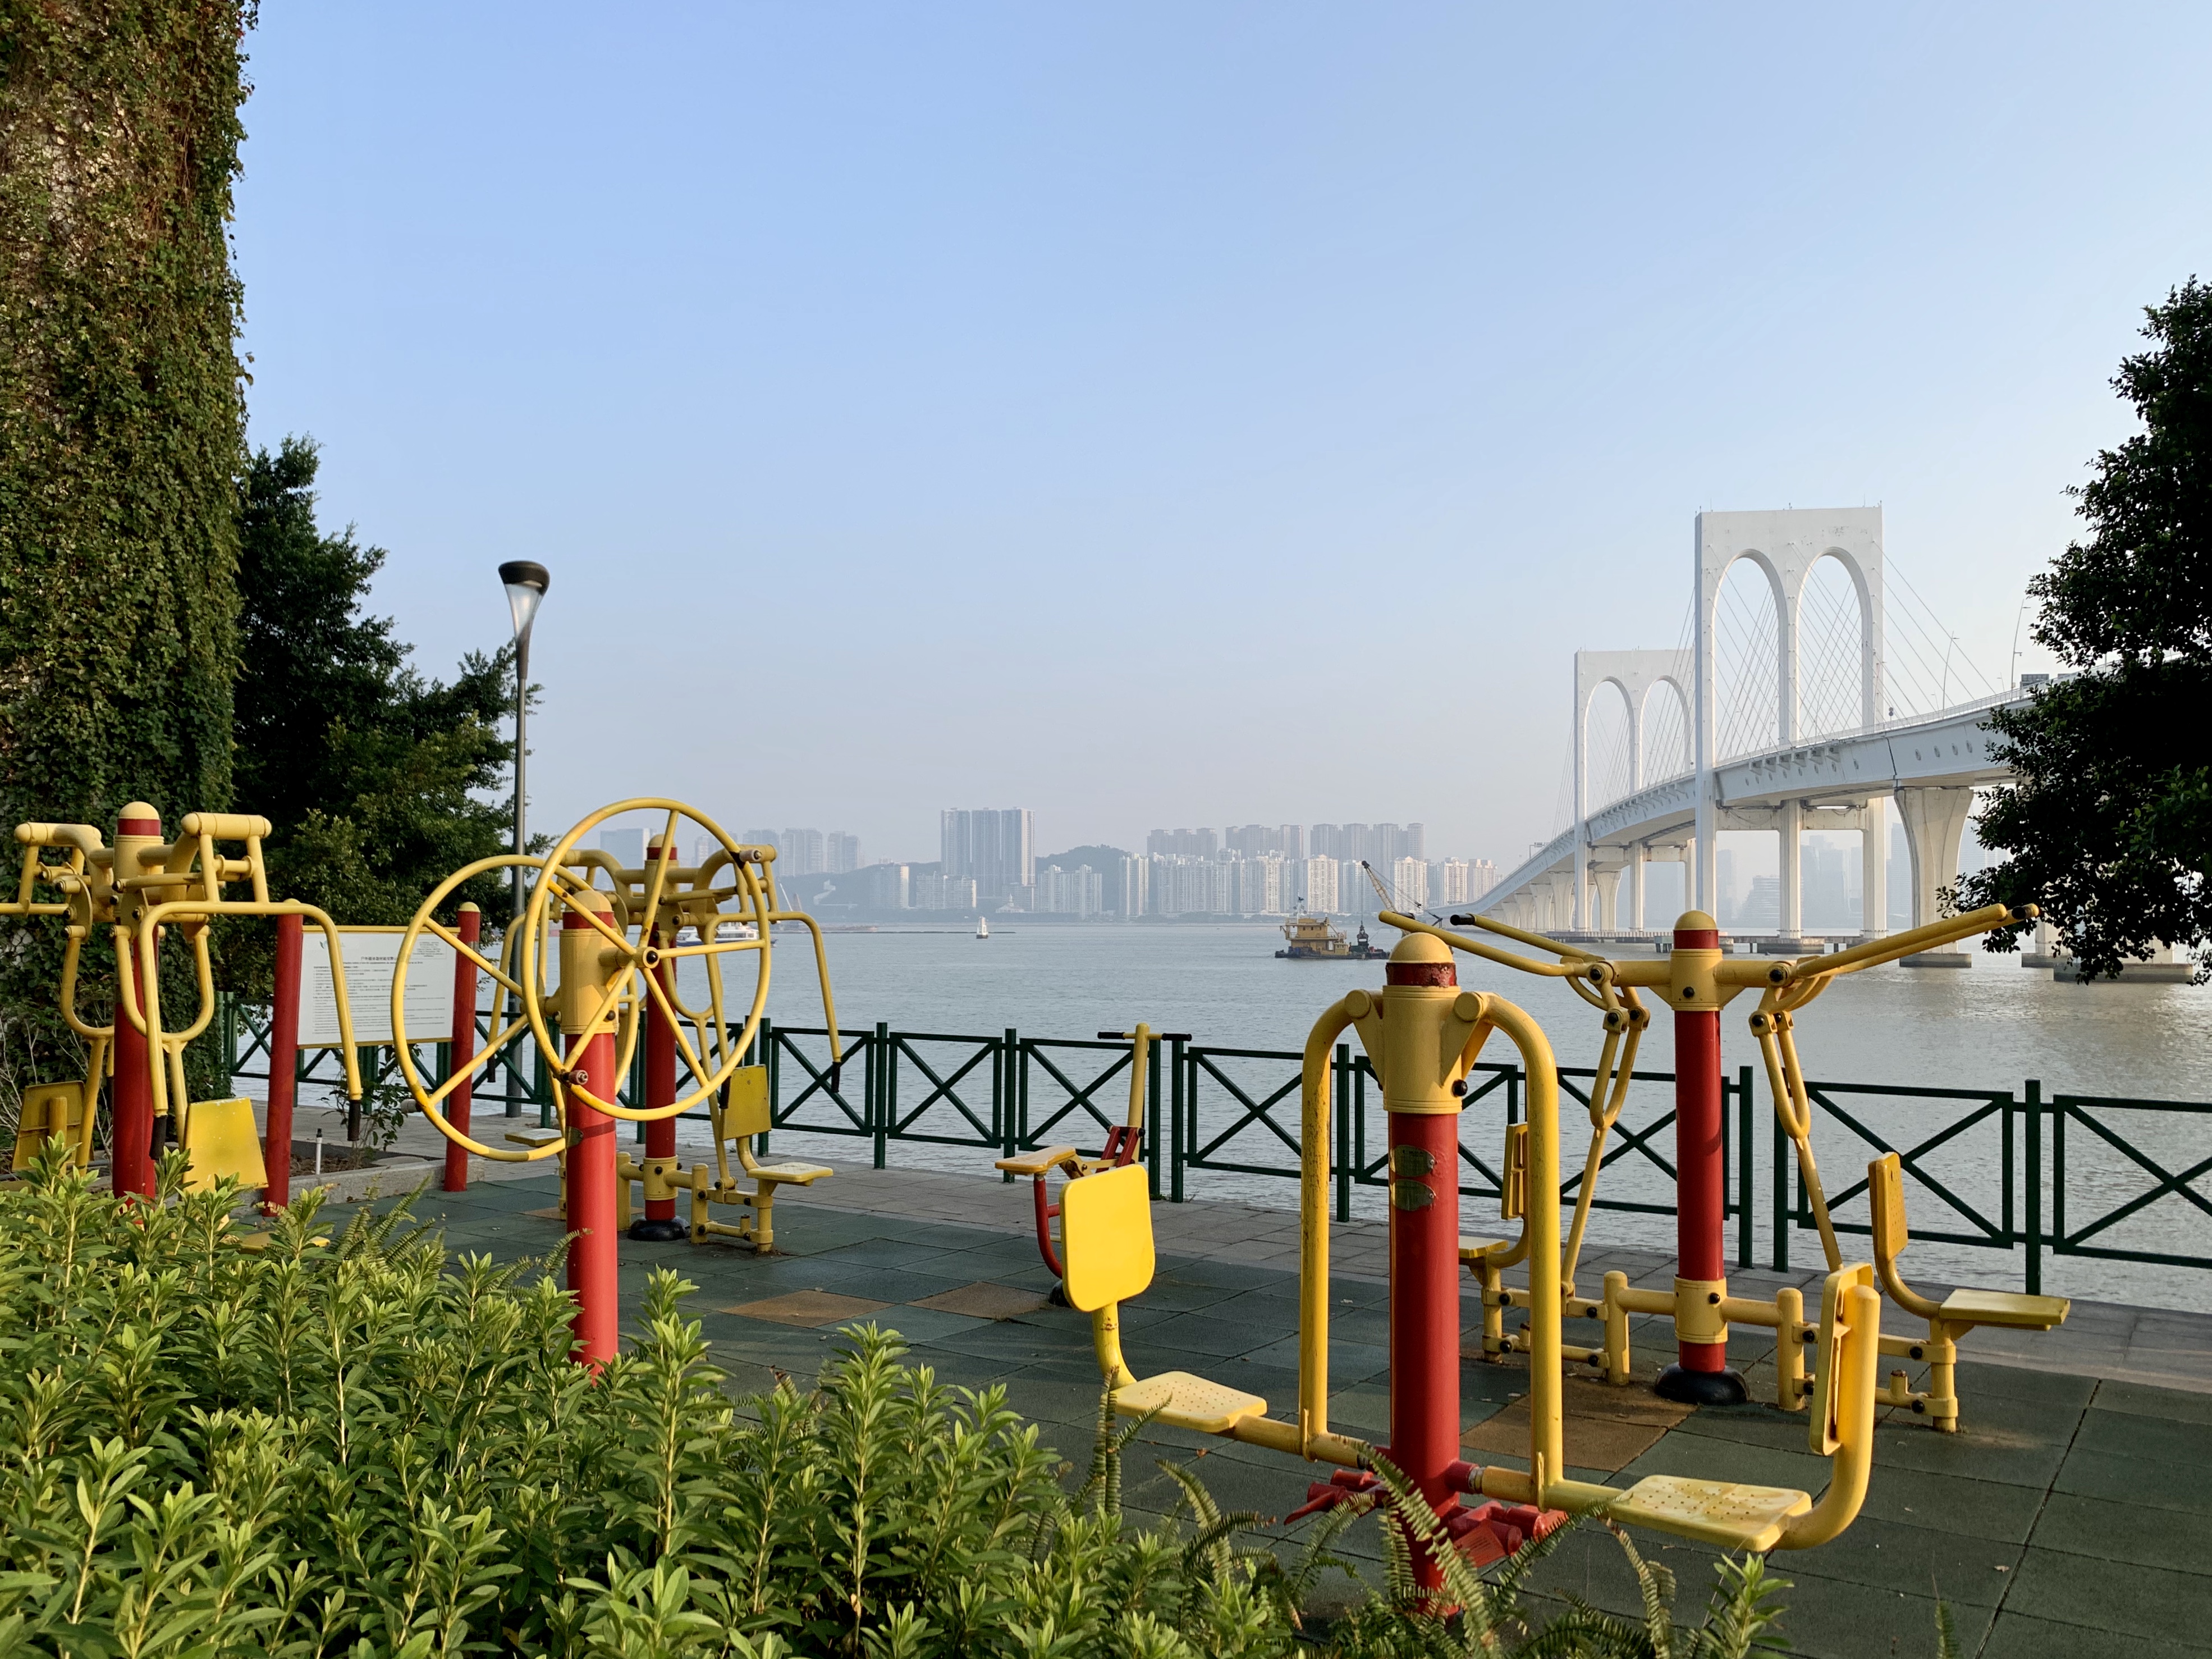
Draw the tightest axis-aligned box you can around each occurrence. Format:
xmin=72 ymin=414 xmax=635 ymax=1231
xmin=520 ymin=799 xmax=780 ymax=1119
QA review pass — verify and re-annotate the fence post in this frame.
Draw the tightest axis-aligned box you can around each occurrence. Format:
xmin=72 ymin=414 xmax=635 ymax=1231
xmin=535 ymin=1043 xmax=553 ymax=1131
xmin=759 ymin=1015 xmax=776 ymax=1155
xmin=217 ymin=991 xmax=235 ymax=1094
xmin=1770 ymin=1082 xmax=1789 ymax=1273
xmin=1736 ymin=1063 xmax=1755 ymax=1270
xmin=872 ymin=1021 xmax=889 ymax=1169
xmin=1169 ymin=1034 xmax=1186 ymax=1198
xmin=1335 ymin=1042 xmax=1352 ymax=1223
xmin=1019 ymin=1035 xmax=1031 ymax=1155
xmin=999 ymin=1029 xmax=1017 ymax=1178
xmin=1146 ymin=1036 xmax=1163 ymax=1200
xmin=2025 ymin=1077 xmax=2043 ymax=1296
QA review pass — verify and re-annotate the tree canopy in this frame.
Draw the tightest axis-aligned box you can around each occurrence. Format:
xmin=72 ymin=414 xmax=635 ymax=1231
xmin=1963 ymin=280 xmax=2212 ymax=978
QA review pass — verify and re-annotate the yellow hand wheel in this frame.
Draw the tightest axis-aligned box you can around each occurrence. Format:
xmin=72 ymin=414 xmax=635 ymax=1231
xmin=519 ymin=800 xmax=780 ymax=1120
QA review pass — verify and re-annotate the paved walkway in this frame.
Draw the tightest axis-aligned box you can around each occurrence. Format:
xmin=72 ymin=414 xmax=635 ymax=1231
xmin=360 ymin=1158 xmax=2212 ymax=1659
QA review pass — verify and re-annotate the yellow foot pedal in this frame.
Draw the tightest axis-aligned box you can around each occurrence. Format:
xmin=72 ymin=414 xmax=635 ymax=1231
xmin=1112 ymin=1372 xmax=1266 ymax=1435
xmin=1458 ymin=1237 xmax=1505 ymax=1261
xmin=1609 ymin=1475 xmax=1812 ymax=1552
xmin=752 ymin=1162 xmax=833 ymax=1185
xmin=1940 ymin=1289 xmax=2071 ymax=1330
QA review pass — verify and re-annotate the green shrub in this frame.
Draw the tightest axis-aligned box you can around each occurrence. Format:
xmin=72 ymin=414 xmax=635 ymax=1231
xmin=0 ymin=1154 xmax=1788 ymax=1657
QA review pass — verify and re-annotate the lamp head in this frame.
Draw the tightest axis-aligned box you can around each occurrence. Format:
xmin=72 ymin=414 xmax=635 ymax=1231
xmin=498 ymin=560 xmax=551 ymax=640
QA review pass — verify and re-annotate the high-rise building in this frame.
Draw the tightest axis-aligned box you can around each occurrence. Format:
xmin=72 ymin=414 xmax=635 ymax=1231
xmin=826 ymin=831 xmax=861 ymax=874
xmin=1393 ymin=857 xmax=1428 ymax=910
xmin=1308 ymin=824 xmax=1340 ymax=860
xmin=741 ymin=828 xmax=780 ymax=856
xmin=1037 ymin=864 xmax=1105 ymax=917
xmin=1405 ymin=823 xmax=1426 ymax=861
xmin=1119 ymin=854 xmax=1149 ymax=918
xmin=942 ymin=808 xmax=1034 ymax=904
xmin=1228 ymin=854 xmax=1282 ymax=915
xmin=1435 ymin=859 xmax=1498 ymax=906
xmin=598 ymin=828 xmax=645 ymax=869
xmin=1299 ymin=856 xmax=1339 ymax=915
xmin=780 ymin=828 xmax=826 ymax=875
xmin=860 ymin=862 xmax=909 ymax=910
xmin=1277 ymin=824 xmax=1304 ymax=862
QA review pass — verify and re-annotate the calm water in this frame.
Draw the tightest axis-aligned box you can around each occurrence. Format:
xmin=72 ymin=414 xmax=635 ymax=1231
xmin=691 ymin=924 xmax=2212 ymax=1310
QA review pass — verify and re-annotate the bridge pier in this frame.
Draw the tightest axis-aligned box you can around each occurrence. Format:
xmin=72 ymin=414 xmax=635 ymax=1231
xmin=1777 ymin=798 xmax=1803 ymax=943
xmin=1628 ymin=846 xmax=1646 ymax=933
xmin=1861 ymin=795 xmax=1888 ymax=939
xmin=1896 ymin=786 xmax=1977 ymax=965
xmin=1592 ymin=865 xmax=1622 ymax=933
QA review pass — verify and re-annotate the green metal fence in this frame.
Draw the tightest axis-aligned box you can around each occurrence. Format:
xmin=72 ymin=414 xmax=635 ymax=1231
xmin=217 ymin=1000 xmax=2211 ymax=1292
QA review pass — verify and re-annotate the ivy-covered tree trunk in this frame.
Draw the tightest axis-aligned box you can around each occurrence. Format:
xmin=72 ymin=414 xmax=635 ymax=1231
xmin=0 ymin=0 xmax=251 ymax=833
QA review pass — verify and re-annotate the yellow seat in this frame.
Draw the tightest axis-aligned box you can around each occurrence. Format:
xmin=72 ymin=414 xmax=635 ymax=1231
xmin=1458 ymin=1236 xmax=1506 ymax=1260
xmin=1867 ymin=1153 xmax=2070 ymax=1432
xmin=505 ymin=1127 xmax=564 ymax=1149
xmin=1936 ymin=1287 xmax=2070 ymax=1329
xmin=1060 ymin=1163 xmax=1265 ymax=1433
xmin=1606 ymin=1475 xmax=1812 ymax=1553
xmin=680 ymin=1065 xmax=832 ymax=1251
xmin=1111 ymin=1371 xmax=1267 ymax=1434
xmin=181 ymin=1096 xmax=268 ymax=1193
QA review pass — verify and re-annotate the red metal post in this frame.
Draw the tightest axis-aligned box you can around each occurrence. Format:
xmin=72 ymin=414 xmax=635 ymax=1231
xmin=109 ymin=805 xmax=163 ymax=1200
xmin=264 ymin=911 xmax=304 ymax=1208
xmin=1388 ymin=1106 xmax=1462 ymax=1516
xmin=1656 ymin=912 xmax=1747 ymax=1404
xmin=444 ymin=904 xmax=480 ymax=1192
xmin=562 ymin=895 xmax=620 ymax=1366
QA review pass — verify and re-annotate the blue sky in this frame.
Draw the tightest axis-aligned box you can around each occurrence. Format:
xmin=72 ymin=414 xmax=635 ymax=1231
xmin=234 ymin=4 xmax=2212 ymax=866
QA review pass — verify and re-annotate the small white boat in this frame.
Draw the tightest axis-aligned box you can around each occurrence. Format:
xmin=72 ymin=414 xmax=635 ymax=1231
xmin=976 ymin=916 xmax=990 ymax=939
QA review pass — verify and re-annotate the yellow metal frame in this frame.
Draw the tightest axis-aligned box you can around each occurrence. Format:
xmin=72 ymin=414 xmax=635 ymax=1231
xmin=3 ymin=810 xmax=363 ymax=1170
xmin=1382 ymin=902 xmax=2057 ymax=1431
xmin=1063 ymin=969 xmax=1886 ymax=1553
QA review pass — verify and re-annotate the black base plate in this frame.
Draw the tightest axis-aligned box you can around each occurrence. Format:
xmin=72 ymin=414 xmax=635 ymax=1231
xmin=1654 ymin=1363 xmax=1749 ymax=1407
xmin=626 ymin=1218 xmax=689 ymax=1242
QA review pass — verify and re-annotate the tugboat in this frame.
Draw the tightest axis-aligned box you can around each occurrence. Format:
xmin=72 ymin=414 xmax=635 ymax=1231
xmin=1274 ymin=913 xmax=1387 ymax=959
xmin=1276 ymin=913 xmax=1348 ymax=958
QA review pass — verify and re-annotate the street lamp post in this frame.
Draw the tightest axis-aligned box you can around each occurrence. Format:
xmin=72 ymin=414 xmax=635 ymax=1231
xmin=499 ymin=562 xmax=549 ymax=1122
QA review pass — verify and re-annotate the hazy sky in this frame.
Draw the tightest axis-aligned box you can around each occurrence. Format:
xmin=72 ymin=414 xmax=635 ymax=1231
xmin=234 ymin=4 xmax=2212 ymax=866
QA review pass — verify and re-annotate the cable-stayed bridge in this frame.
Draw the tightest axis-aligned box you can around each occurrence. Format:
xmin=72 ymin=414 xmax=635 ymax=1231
xmin=1476 ymin=508 xmax=2031 ymax=959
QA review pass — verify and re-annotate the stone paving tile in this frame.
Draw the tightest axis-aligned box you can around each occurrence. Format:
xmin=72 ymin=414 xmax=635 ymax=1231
xmin=2000 ymin=1546 xmax=2212 ymax=1651
xmin=1980 ymin=1611 xmax=2201 ymax=1659
xmin=909 ymin=1281 xmax=1052 ymax=1319
xmin=2028 ymin=1489 xmax=2212 ymax=1576
xmin=1856 ymin=1465 xmax=2048 ymax=1544
xmin=2053 ymin=1444 xmax=2212 ymax=1514
xmin=719 ymin=1289 xmax=891 ymax=1327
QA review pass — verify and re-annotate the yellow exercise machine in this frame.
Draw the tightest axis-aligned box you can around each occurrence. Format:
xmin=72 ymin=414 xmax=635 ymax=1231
xmin=1064 ymin=934 xmax=1885 ymax=1586
xmin=392 ymin=800 xmax=842 ymax=1361
xmin=995 ymin=1023 xmax=1169 ymax=1282
xmin=1386 ymin=902 xmax=2066 ymax=1431
xmin=603 ymin=830 xmax=842 ymax=1248
xmin=1 ymin=805 xmax=362 ymax=1199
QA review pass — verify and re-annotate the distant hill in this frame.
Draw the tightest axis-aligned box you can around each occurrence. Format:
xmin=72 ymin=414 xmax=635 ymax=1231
xmin=1036 ymin=844 xmax=1130 ymax=871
